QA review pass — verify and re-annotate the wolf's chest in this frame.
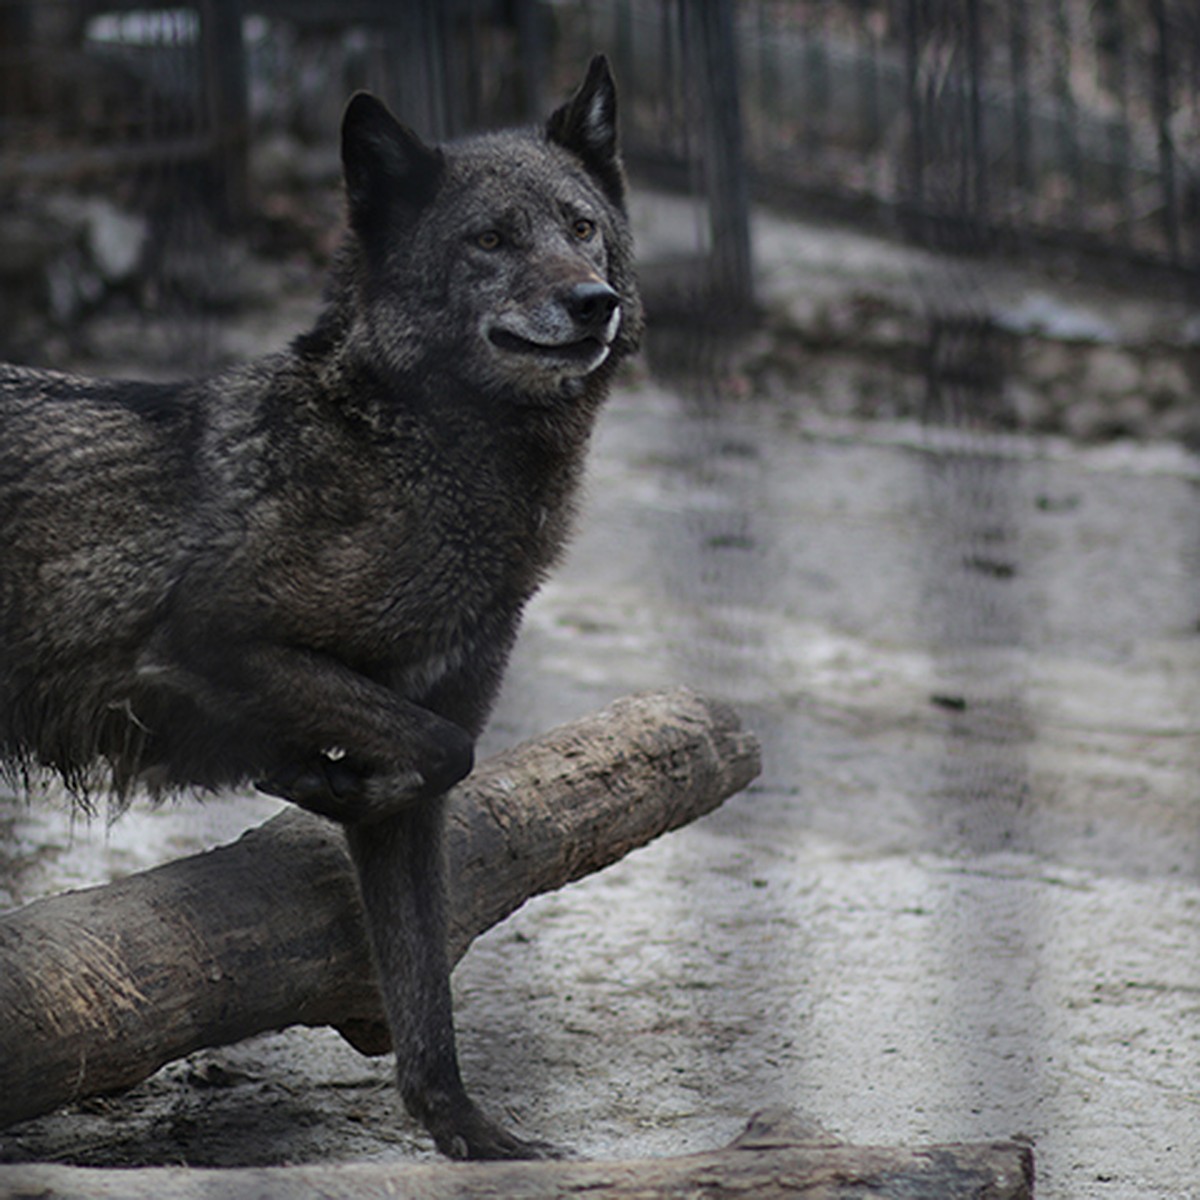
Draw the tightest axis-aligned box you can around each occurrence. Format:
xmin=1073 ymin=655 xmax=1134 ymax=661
xmin=334 ymin=495 xmax=552 ymax=670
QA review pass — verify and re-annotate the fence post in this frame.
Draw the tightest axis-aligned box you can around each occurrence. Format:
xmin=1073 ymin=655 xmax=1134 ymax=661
xmin=201 ymin=0 xmax=249 ymax=227
xmin=1008 ymin=0 xmax=1032 ymax=197
xmin=692 ymin=0 xmax=755 ymax=316
xmin=513 ymin=0 xmax=548 ymax=120
xmin=965 ymin=0 xmax=988 ymax=229
xmin=903 ymin=0 xmax=927 ymax=242
xmin=1148 ymin=0 xmax=1180 ymax=266
xmin=384 ymin=0 xmax=449 ymax=142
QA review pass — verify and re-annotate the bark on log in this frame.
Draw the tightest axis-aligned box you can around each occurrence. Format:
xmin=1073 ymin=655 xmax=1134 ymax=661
xmin=0 ymin=688 xmax=760 ymax=1129
xmin=0 ymin=1110 xmax=1034 ymax=1199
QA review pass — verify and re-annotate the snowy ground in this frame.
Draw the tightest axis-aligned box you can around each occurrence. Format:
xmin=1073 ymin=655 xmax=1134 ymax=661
xmin=3 ymin=198 xmax=1200 ymax=1197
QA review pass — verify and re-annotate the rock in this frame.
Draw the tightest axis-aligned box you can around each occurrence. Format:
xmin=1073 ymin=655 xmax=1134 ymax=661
xmin=1062 ymin=396 xmax=1109 ymax=440
xmin=45 ymin=246 xmax=103 ymax=324
xmin=44 ymin=195 xmax=148 ymax=286
xmin=1021 ymin=338 xmax=1079 ymax=388
xmin=1151 ymin=402 xmax=1200 ymax=445
xmin=1004 ymin=382 xmax=1052 ymax=431
xmin=86 ymin=200 xmax=148 ymax=284
xmin=995 ymin=291 xmax=1119 ymax=344
xmin=0 ymin=211 xmax=72 ymax=279
xmin=1082 ymin=345 xmax=1142 ymax=400
xmin=1142 ymin=357 xmax=1191 ymax=410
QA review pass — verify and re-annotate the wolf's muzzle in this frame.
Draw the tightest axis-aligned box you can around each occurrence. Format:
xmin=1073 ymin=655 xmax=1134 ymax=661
xmin=486 ymin=277 xmax=621 ymax=377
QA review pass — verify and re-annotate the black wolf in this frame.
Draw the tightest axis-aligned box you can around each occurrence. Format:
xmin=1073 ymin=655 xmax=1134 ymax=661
xmin=0 ymin=56 xmax=642 ymax=1158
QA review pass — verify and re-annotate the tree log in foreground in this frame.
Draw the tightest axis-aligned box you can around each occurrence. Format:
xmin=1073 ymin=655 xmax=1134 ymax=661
xmin=0 ymin=1110 xmax=1034 ymax=1199
xmin=0 ymin=688 xmax=760 ymax=1130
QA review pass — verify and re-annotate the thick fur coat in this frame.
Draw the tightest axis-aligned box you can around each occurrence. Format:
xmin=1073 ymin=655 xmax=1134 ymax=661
xmin=0 ymin=56 xmax=642 ymax=1158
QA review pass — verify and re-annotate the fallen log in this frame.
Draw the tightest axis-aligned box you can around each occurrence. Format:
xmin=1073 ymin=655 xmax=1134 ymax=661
xmin=0 ymin=687 xmax=760 ymax=1129
xmin=0 ymin=1110 xmax=1034 ymax=1199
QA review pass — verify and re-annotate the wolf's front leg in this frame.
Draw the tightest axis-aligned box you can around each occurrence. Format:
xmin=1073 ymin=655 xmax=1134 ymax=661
xmin=256 ymin=731 xmax=470 ymax=824
xmin=345 ymin=802 xmax=558 ymax=1159
xmin=189 ymin=641 xmax=474 ymax=822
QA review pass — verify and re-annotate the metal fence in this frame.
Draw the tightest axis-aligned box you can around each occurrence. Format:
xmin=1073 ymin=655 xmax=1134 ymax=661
xmin=1 ymin=0 xmax=1197 ymax=284
xmin=578 ymin=0 xmax=1200 ymax=276
xmin=0 ymin=1 xmax=245 ymax=216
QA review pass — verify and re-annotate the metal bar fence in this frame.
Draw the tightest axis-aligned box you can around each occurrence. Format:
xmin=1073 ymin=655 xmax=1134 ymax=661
xmin=582 ymin=0 xmax=1198 ymax=277
xmin=1 ymin=0 xmax=1196 ymax=280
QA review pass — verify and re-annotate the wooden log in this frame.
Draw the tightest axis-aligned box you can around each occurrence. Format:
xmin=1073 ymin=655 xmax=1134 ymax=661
xmin=0 ymin=1110 xmax=1034 ymax=1198
xmin=0 ymin=688 xmax=760 ymax=1128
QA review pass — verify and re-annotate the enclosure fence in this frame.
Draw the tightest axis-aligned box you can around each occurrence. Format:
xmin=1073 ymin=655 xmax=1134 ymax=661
xmin=1 ymin=0 xmax=1197 ymax=280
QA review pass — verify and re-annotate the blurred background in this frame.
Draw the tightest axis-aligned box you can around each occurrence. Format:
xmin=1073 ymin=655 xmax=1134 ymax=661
xmin=1 ymin=0 xmax=1197 ymax=395
xmin=2 ymin=5 xmax=1200 ymax=1198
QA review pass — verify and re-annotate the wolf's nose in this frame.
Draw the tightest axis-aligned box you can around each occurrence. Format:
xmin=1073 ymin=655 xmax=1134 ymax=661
xmin=565 ymin=281 xmax=620 ymax=332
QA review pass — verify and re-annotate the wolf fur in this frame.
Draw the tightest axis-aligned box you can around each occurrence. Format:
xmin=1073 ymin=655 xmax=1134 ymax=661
xmin=0 ymin=56 xmax=642 ymax=1158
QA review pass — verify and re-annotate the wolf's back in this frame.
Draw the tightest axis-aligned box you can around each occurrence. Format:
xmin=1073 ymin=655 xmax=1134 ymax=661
xmin=0 ymin=365 xmax=195 ymax=789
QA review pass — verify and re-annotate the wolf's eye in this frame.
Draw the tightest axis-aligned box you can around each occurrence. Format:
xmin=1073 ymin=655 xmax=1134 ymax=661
xmin=475 ymin=230 xmax=503 ymax=251
xmin=571 ymin=218 xmax=596 ymax=242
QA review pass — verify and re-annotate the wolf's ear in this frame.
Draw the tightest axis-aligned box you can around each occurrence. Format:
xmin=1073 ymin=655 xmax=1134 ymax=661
xmin=341 ymin=92 xmax=444 ymax=236
xmin=547 ymin=55 xmax=625 ymax=208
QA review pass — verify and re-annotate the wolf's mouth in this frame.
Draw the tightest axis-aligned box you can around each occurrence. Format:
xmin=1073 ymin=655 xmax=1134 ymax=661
xmin=488 ymin=328 xmax=607 ymax=364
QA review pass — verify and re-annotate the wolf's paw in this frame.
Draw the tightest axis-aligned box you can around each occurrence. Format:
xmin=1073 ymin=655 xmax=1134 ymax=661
xmin=259 ymin=721 xmax=474 ymax=823
xmin=361 ymin=726 xmax=475 ymax=817
xmin=425 ymin=1098 xmax=564 ymax=1161
xmin=255 ymin=752 xmax=366 ymax=820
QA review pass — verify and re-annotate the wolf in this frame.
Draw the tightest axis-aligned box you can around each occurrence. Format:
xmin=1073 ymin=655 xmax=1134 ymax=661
xmin=0 ymin=55 xmax=642 ymax=1159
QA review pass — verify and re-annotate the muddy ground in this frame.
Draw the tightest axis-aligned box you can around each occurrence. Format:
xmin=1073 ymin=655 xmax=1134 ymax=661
xmin=2 ymin=200 xmax=1200 ymax=1199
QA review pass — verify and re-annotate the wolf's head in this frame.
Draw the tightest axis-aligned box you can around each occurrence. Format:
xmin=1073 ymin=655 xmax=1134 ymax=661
xmin=328 ymin=56 xmax=643 ymax=404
